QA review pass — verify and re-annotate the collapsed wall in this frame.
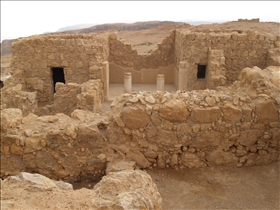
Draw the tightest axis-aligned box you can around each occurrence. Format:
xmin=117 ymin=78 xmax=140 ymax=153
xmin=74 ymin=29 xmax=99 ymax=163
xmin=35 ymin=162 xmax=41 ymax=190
xmin=10 ymin=34 xmax=109 ymax=102
xmin=1 ymin=66 xmax=279 ymax=181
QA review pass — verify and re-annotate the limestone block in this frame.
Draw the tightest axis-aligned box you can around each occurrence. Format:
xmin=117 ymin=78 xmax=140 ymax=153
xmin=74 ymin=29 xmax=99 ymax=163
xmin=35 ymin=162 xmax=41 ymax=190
xmin=126 ymin=151 xmax=151 ymax=168
xmin=239 ymin=129 xmax=264 ymax=147
xmin=159 ymin=100 xmax=190 ymax=122
xmin=181 ymin=152 xmax=207 ymax=168
xmin=177 ymin=123 xmax=192 ymax=135
xmin=5 ymin=172 xmax=73 ymax=191
xmin=191 ymin=132 xmax=223 ymax=148
xmin=205 ymin=150 xmax=238 ymax=166
xmin=222 ymin=103 xmax=242 ymax=122
xmin=149 ymin=129 xmax=178 ymax=147
xmin=24 ymin=137 xmax=44 ymax=153
xmin=106 ymin=159 xmax=136 ymax=174
xmin=191 ymin=107 xmax=221 ymax=123
xmin=91 ymin=170 xmax=162 ymax=210
xmin=255 ymin=100 xmax=278 ymax=122
xmin=1 ymin=108 xmax=23 ymax=133
xmin=121 ymin=106 xmax=150 ymax=129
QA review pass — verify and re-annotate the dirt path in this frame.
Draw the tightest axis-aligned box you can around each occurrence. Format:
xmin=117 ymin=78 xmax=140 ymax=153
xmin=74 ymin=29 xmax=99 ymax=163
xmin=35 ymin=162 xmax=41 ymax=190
xmin=147 ymin=161 xmax=280 ymax=209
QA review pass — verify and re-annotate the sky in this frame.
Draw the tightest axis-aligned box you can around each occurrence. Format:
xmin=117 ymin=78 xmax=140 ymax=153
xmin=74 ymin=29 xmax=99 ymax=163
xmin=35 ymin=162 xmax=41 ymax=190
xmin=1 ymin=1 xmax=279 ymax=42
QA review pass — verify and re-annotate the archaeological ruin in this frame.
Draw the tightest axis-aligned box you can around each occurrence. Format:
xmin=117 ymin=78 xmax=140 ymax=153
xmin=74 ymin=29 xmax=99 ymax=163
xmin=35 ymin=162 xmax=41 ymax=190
xmin=1 ymin=27 xmax=280 ymax=184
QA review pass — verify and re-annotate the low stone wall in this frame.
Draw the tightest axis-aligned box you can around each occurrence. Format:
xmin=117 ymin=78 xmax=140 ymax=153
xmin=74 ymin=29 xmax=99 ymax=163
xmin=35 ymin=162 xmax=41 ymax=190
xmin=109 ymin=31 xmax=175 ymax=70
xmin=1 ymin=66 xmax=279 ymax=182
xmin=0 ymin=84 xmax=37 ymax=116
xmin=107 ymin=66 xmax=280 ymax=169
xmin=52 ymin=79 xmax=104 ymax=116
xmin=1 ymin=109 xmax=110 ymax=182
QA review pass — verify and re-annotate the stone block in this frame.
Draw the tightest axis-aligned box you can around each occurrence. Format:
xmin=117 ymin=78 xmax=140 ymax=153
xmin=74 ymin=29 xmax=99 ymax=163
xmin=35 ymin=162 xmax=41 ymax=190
xmin=191 ymin=107 xmax=221 ymax=123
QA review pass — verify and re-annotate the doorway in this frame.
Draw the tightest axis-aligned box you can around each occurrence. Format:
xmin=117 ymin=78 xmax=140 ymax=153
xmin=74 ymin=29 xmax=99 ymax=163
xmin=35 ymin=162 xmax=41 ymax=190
xmin=51 ymin=67 xmax=65 ymax=93
xmin=197 ymin=65 xmax=206 ymax=79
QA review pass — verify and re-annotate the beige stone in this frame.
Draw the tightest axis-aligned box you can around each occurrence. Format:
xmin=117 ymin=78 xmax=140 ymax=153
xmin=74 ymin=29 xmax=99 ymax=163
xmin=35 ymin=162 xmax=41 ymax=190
xmin=181 ymin=152 xmax=207 ymax=168
xmin=159 ymin=100 xmax=190 ymax=122
xmin=222 ymin=103 xmax=242 ymax=122
xmin=121 ymin=106 xmax=150 ymax=129
xmin=255 ymin=99 xmax=278 ymax=122
xmin=191 ymin=107 xmax=221 ymax=123
xmin=91 ymin=170 xmax=162 ymax=210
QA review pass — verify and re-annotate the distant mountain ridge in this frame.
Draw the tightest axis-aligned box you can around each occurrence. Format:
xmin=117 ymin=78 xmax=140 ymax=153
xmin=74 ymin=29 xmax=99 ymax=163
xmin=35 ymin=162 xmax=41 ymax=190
xmin=53 ymin=21 xmax=186 ymax=34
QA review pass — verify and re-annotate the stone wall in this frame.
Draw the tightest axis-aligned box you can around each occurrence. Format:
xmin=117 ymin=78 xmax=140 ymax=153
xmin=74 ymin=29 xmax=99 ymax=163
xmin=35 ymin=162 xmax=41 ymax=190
xmin=0 ymin=84 xmax=37 ymax=116
xmin=52 ymin=79 xmax=104 ymax=116
xmin=174 ymin=29 xmax=280 ymax=90
xmin=106 ymin=66 xmax=280 ymax=169
xmin=109 ymin=31 xmax=175 ymax=70
xmin=10 ymin=34 xmax=109 ymax=102
xmin=1 ymin=109 xmax=110 ymax=182
xmin=1 ymin=66 xmax=279 ymax=182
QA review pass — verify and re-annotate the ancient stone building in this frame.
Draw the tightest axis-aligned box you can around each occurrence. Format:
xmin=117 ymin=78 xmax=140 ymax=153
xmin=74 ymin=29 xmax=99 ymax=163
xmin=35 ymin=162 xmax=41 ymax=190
xmin=9 ymin=29 xmax=280 ymax=104
xmin=1 ymin=28 xmax=279 ymax=182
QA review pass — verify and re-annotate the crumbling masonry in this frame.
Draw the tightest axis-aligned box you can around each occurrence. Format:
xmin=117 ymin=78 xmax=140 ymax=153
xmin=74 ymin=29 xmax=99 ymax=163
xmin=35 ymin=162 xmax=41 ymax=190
xmin=1 ymin=28 xmax=279 ymax=181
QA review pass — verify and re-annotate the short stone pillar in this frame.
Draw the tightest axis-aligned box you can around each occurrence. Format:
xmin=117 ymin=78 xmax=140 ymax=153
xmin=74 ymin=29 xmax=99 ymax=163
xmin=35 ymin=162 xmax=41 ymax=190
xmin=157 ymin=74 xmax=165 ymax=91
xmin=124 ymin=72 xmax=132 ymax=93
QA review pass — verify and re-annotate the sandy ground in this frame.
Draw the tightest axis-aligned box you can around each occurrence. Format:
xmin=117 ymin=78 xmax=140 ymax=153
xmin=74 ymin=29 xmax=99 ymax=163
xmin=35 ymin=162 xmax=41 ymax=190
xmin=147 ymin=161 xmax=280 ymax=210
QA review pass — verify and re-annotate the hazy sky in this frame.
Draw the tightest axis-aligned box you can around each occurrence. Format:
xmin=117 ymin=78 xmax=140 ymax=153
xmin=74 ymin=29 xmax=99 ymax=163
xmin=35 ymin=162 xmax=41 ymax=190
xmin=1 ymin=1 xmax=279 ymax=42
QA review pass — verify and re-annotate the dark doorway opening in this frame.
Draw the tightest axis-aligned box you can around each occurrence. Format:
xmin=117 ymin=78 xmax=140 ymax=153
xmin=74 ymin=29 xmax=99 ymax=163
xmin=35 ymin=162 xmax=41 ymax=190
xmin=52 ymin=67 xmax=65 ymax=93
xmin=197 ymin=65 xmax=206 ymax=79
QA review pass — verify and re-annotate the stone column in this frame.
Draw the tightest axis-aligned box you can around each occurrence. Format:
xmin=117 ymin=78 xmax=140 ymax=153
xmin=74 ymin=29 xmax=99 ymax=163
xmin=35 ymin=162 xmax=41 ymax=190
xmin=124 ymin=72 xmax=132 ymax=93
xmin=177 ymin=61 xmax=188 ymax=90
xmin=157 ymin=74 xmax=165 ymax=91
xmin=102 ymin=61 xmax=109 ymax=100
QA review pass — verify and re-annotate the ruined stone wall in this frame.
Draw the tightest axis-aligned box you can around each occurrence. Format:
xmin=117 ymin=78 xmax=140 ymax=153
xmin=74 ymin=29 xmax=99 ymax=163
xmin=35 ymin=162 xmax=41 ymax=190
xmin=108 ymin=31 xmax=176 ymax=84
xmin=0 ymin=84 xmax=37 ymax=116
xmin=106 ymin=66 xmax=280 ymax=169
xmin=1 ymin=109 xmax=109 ymax=182
xmin=174 ymin=29 xmax=280 ymax=90
xmin=52 ymin=79 xmax=103 ymax=116
xmin=10 ymin=34 xmax=109 ymax=102
xmin=1 ymin=67 xmax=279 ymax=182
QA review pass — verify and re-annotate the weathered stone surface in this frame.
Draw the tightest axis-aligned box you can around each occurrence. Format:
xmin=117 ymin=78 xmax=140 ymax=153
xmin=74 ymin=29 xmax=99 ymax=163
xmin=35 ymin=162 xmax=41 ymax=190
xmin=255 ymin=99 xmax=278 ymax=122
xmin=91 ymin=170 xmax=162 ymax=210
xmin=181 ymin=152 xmax=207 ymax=168
xmin=205 ymin=150 xmax=238 ymax=166
xmin=191 ymin=132 xmax=223 ymax=148
xmin=177 ymin=123 xmax=192 ymax=135
xmin=191 ymin=107 xmax=221 ymax=123
xmin=106 ymin=159 xmax=136 ymax=174
xmin=149 ymin=129 xmax=178 ymax=147
xmin=159 ymin=99 xmax=190 ymax=122
xmin=1 ymin=108 xmax=23 ymax=133
xmin=239 ymin=129 xmax=264 ymax=147
xmin=121 ymin=106 xmax=150 ymax=129
xmin=222 ymin=103 xmax=242 ymax=122
xmin=126 ymin=151 xmax=151 ymax=168
xmin=5 ymin=172 xmax=73 ymax=191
